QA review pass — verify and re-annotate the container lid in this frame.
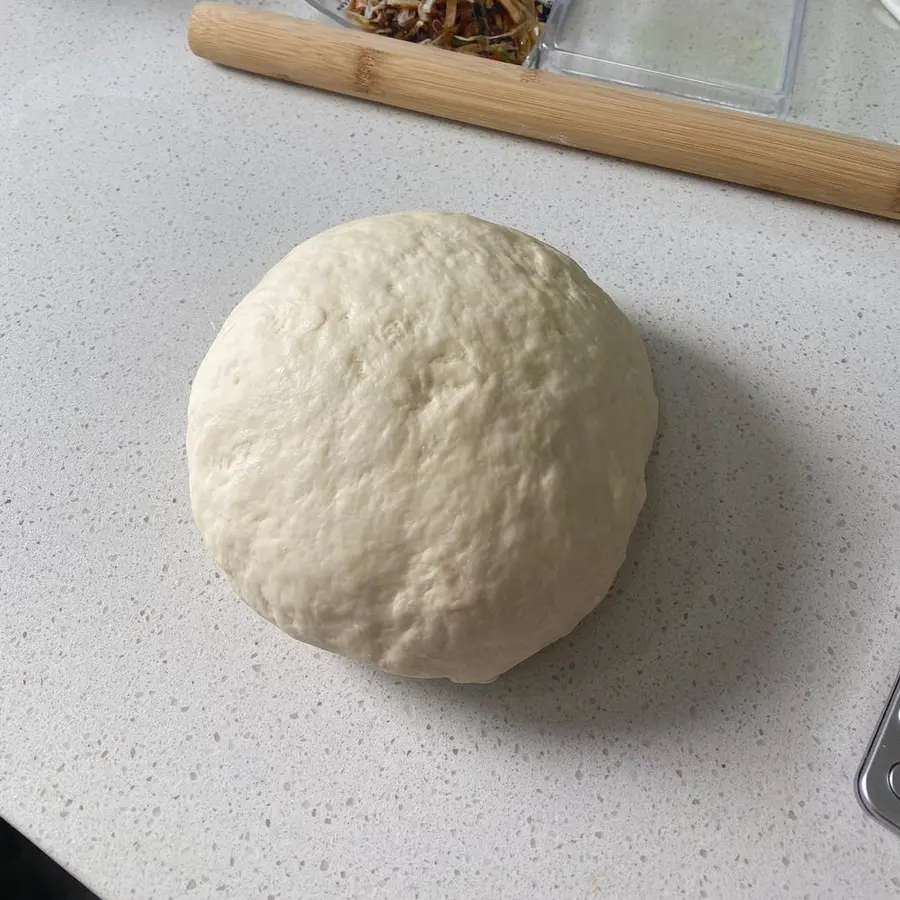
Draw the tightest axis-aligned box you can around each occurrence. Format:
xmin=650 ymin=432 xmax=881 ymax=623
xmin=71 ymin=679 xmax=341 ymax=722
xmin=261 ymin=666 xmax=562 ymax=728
xmin=538 ymin=0 xmax=807 ymax=115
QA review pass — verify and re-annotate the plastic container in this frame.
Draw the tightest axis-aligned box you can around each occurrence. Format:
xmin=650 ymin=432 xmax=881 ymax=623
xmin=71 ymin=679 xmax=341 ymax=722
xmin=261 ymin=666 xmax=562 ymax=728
xmin=538 ymin=0 xmax=807 ymax=115
xmin=304 ymin=0 xmax=548 ymax=67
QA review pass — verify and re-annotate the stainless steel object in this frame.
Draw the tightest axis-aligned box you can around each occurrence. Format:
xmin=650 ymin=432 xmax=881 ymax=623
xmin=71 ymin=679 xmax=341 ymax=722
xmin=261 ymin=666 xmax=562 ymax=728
xmin=857 ymin=669 xmax=900 ymax=835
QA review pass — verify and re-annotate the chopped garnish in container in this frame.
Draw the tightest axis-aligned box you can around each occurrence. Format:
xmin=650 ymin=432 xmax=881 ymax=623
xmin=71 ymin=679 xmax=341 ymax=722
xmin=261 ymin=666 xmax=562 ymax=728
xmin=344 ymin=0 xmax=543 ymax=65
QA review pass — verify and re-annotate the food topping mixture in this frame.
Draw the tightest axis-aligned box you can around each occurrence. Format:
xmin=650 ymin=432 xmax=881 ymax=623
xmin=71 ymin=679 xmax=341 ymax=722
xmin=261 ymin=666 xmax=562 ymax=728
xmin=345 ymin=0 xmax=545 ymax=65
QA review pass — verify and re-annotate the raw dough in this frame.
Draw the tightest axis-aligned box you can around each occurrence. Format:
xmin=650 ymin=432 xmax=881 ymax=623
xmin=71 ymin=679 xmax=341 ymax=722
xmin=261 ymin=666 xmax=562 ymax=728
xmin=187 ymin=212 xmax=657 ymax=683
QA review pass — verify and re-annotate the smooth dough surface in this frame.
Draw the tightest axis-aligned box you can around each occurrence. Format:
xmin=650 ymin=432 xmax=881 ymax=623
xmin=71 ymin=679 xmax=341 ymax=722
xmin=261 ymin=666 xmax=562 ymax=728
xmin=187 ymin=212 xmax=657 ymax=683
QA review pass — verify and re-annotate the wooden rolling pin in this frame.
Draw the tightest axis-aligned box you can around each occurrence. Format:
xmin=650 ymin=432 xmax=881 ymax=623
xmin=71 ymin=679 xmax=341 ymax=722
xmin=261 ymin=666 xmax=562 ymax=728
xmin=188 ymin=2 xmax=900 ymax=220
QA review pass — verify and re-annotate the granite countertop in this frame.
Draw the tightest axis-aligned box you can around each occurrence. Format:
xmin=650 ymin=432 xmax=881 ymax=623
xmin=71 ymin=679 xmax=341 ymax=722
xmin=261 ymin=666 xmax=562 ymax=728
xmin=2 ymin=2 xmax=899 ymax=898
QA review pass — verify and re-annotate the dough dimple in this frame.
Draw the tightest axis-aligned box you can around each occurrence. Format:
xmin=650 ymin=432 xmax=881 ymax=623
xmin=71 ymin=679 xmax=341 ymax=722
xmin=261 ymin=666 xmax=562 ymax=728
xmin=187 ymin=211 xmax=658 ymax=684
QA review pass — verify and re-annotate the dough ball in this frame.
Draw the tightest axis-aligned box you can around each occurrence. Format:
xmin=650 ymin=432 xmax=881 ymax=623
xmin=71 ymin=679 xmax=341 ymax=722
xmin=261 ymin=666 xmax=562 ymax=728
xmin=187 ymin=212 xmax=657 ymax=683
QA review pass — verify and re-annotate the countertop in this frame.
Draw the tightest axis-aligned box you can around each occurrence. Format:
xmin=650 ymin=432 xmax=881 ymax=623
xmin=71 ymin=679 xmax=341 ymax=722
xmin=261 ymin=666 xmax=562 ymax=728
xmin=2 ymin=2 xmax=899 ymax=898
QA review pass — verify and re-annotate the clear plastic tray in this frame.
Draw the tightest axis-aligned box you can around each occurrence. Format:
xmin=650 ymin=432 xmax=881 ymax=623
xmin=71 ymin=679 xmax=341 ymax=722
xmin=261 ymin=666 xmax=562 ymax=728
xmin=538 ymin=0 xmax=807 ymax=115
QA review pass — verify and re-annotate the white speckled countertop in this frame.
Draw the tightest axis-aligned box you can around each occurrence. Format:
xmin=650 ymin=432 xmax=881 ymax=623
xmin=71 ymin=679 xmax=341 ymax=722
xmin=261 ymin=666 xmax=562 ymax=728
xmin=2 ymin=2 xmax=899 ymax=898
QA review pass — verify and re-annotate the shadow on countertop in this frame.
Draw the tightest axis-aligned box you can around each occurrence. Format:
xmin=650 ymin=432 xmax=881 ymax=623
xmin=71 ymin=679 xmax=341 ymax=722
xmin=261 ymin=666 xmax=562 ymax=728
xmin=0 ymin=817 xmax=99 ymax=900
